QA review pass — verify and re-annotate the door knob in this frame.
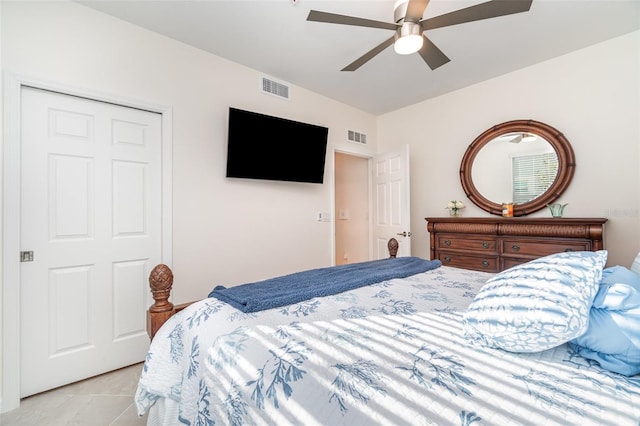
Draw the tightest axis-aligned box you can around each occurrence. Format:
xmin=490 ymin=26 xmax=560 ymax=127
xmin=396 ymin=231 xmax=411 ymax=237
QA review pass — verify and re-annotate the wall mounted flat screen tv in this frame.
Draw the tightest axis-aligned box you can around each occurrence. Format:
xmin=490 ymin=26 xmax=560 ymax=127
xmin=226 ymin=107 xmax=329 ymax=184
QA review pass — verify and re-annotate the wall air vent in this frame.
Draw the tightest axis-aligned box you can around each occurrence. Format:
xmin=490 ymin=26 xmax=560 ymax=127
xmin=260 ymin=75 xmax=290 ymax=100
xmin=347 ymin=130 xmax=367 ymax=145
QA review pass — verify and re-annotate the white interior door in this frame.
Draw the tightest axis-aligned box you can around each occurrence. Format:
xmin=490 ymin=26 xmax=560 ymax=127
xmin=20 ymin=87 xmax=162 ymax=397
xmin=372 ymin=145 xmax=411 ymax=258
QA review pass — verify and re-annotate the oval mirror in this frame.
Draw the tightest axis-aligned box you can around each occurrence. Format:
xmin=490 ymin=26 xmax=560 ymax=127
xmin=460 ymin=120 xmax=575 ymax=217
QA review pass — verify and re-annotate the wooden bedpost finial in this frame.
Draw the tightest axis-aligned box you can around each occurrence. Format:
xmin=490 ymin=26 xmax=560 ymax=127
xmin=388 ymin=238 xmax=399 ymax=258
xmin=149 ymin=264 xmax=174 ymax=313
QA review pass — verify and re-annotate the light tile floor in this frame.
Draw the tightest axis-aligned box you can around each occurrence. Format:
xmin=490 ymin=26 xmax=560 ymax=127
xmin=0 ymin=363 xmax=148 ymax=426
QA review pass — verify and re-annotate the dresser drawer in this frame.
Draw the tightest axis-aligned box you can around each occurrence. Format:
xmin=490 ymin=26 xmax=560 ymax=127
xmin=437 ymin=252 xmax=499 ymax=272
xmin=501 ymin=239 xmax=590 ymax=257
xmin=436 ymin=235 xmax=497 ymax=253
xmin=427 ymin=217 xmax=607 ymax=273
xmin=502 ymin=258 xmax=530 ymax=270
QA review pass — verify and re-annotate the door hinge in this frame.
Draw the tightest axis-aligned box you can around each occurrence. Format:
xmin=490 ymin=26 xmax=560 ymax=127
xmin=20 ymin=251 xmax=34 ymax=262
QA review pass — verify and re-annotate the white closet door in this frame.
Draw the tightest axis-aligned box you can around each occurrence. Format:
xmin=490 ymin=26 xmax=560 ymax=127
xmin=20 ymin=87 xmax=162 ymax=397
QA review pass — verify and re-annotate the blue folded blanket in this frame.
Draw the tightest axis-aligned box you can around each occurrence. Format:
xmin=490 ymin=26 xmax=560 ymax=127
xmin=208 ymin=256 xmax=441 ymax=313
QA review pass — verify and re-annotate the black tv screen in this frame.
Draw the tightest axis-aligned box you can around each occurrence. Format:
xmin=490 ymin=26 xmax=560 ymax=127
xmin=226 ymin=108 xmax=329 ymax=184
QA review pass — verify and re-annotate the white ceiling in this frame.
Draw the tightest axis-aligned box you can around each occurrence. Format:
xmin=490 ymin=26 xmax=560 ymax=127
xmin=78 ymin=0 xmax=640 ymax=115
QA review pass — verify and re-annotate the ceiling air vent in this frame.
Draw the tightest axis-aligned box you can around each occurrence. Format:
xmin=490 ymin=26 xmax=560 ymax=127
xmin=347 ymin=130 xmax=367 ymax=145
xmin=260 ymin=75 xmax=290 ymax=100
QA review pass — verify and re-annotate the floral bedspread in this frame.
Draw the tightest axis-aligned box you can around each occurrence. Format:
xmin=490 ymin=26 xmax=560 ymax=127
xmin=135 ymin=266 xmax=640 ymax=425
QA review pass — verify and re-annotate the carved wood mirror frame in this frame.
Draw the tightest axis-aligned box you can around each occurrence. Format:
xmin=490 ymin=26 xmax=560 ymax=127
xmin=460 ymin=119 xmax=575 ymax=217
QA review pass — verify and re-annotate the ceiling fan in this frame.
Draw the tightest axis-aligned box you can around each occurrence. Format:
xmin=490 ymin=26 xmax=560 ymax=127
xmin=307 ymin=0 xmax=533 ymax=71
xmin=506 ymin=132 xmax=538 ymax=143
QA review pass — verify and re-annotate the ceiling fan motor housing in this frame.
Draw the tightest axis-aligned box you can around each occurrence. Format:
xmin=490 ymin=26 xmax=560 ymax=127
xmin=397 ymin=22 xmax=422 ymax=38
xmin=394 ymin=0 xmax=411 ymax=23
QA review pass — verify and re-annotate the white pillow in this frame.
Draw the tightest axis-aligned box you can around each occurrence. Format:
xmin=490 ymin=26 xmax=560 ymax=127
xmin=462 ymin=250 xmax=608 ymax=353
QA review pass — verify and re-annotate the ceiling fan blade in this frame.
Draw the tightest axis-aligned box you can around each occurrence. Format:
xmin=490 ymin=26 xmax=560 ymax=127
xmin=421 ymin=0 xmax=533 ymax=31
xmin=509 ymin=134 xmax=523 ymax=143
xmin=342 ymin=36 xmax=395 ymax=72
xmin=417 ymin=35 xmax=450 ymax=70
xmin=307 ymin=10 xmax=398 ymax=31
xmin=405 ymin=0 xmax=431 ymax=23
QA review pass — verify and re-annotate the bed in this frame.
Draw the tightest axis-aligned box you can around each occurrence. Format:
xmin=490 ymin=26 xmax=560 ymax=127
xmin=135 ymin=240 xmax=640 ymax=425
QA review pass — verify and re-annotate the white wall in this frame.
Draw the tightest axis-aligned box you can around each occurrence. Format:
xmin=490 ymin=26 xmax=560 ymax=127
xmin=0 ymin=0 xmax=378 ymax=411
xmin=1 ymin=0 xmax=378 ymax=300
xmin=378 ymin=30 xmax=640 ymax=268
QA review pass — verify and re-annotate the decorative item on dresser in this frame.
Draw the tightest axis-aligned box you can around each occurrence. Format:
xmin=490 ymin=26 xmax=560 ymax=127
xmin=425 ymin=217 xmax=607 ymax=272
xmin=446 ymin=200 xmax=465 ymax=217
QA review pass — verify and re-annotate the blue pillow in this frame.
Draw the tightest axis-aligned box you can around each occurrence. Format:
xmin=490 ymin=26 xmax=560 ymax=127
xmin=569 ymin=265 xmax=640 ymax=376
xmin=463 ymin=250 xmax=607 ymax=353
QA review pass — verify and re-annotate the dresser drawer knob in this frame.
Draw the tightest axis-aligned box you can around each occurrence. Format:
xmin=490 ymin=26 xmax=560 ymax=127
xmin=482 ymin=260 xmax=490 ymax=267
xmin=482 ymin=242 xmax=490 ymax=249
xmin=444 ymin=240 xmax=451 ymax=246
xmin=444 ymin=256 xmax=451 ymax=263
xmin=511 ymin=244 xmax=520 ymax=252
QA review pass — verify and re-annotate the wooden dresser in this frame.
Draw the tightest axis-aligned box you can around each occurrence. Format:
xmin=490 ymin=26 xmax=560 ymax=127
xmin=425 ymin=217 xmax=607 ymax=272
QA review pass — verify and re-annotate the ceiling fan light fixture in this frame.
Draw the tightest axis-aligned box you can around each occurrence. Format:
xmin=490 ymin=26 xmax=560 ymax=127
xmin=394 ymin=22 xmax=423 ymax=55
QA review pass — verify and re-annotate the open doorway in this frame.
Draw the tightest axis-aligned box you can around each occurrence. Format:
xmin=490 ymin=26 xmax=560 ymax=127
xmin=334 ymin=152 xmax=369 ymax=265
